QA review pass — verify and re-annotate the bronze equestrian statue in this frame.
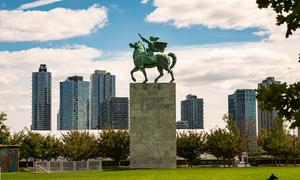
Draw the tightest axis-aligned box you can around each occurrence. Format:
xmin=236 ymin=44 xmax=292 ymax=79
xmin=129 ymin=33 xmax=176 ymax=83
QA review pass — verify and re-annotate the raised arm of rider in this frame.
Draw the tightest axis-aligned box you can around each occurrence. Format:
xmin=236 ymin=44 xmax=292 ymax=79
xmin=138 ymin=33 xmax=150 ymax=44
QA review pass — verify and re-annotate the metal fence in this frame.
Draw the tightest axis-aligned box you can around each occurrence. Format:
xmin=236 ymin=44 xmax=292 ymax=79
xmin=33 ymin=160 xmax=102 ymax=173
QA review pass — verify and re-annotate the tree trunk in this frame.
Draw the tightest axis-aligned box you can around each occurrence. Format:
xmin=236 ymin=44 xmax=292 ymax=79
xmin=279 ymin=156 xmax=281 ymax=166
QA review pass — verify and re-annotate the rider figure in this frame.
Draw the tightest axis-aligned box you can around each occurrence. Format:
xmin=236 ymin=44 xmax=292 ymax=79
xmin=138 ymin=33 xmax=158 ymax=65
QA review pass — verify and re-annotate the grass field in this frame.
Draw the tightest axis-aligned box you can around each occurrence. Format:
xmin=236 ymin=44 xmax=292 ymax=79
xmin=2 ymin=167 xmax=300 ymax=180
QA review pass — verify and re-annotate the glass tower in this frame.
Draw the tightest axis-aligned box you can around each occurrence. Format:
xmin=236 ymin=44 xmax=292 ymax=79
xmin=59 ymin=76 xmax=89 ymax=130
xmin=181 ymin=94 xmax=204 ymax=129
xmin=90 ymin=70 xmax=115 ymax=129
xmin=32 ymin=64 xmax=51 ymax=130
xmin=228 ymin=89 xmax=257 ymax=149
xmin=258 ymin=77 xmax=280 ymax=131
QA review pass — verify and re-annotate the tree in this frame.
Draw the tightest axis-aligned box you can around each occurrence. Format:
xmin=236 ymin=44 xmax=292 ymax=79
xmin=9 ymin=131 xmax=61 ymax=162
xmin=98 ymin=129 xmax=129 ymax=166
xmin=19 ymin=131 xmax=44 ymax=167
xmin=226 ymin=117 xmax=250 ymax=157
xmin=257 ymin=0 xmax=300 ymax=38
xmin=256 ymin=0 xmax=300 ymax=62
xmin=206 ymin=128 xmax=233 ymax=166
xmin=206 ymin=115 xmax=249 ymax=166
xmin=61 ymin=131 xmax=97 ymax=161
xmin=40 ymin=135 xmax=61 ymax=161
xmin=256 ymin=82 xmax=300 ymax=128
xmin=176 ymin=131 xmax=206 ymax=167
xmin=0 ymin=112 xmax=10 ymax=145
xmin=257 ymin=118 xmax=293 ymax=165
xmin=9 ymin=130 xmax=25 ymax=146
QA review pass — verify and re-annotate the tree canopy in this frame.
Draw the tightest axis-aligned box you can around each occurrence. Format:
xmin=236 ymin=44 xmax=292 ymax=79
xmin=61 ymin=131 xmax=98 ymax=161
xmin=206 ymin=115 xmax=249 ymax=166
xmin=257 ymin=0 xmax=300 ymax=38
xmin=256 ymin=0 xmax=300 ymax=61
xmin=98 ymin=129 xmax=129 ymax=165
xmin=176 ymin=131 xmax=206 ymax=167
xmin=257 ymin=118 xmax=296 ymax=164
xmin=0 ymin=112 xmax=10 ymax=145
xmin=40 ymin=135 xmax=61 ymax=161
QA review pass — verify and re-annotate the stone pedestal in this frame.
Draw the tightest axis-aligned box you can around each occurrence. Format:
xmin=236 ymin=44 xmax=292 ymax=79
xmin=130 ymin=83 xmax=176 ymax=168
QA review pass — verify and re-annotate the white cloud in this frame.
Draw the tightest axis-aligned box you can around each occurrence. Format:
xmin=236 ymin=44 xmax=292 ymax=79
xmin=0 ymin=5 xmax=107 ymax=42
xmin=141 ymin=0 xmax=149 ymax=4
xmin=1 ymin=39 xmax=300 ymax=131
xmin=145 ymin=0 xmax=300 ymax=41
xmin=18 ymin=0 xmax=63 ymax=10
xmin=253 ymin=30 xmax=270 ymax=37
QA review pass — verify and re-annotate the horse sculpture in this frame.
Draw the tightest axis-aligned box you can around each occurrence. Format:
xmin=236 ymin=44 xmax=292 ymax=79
xmin=129 ymin=41 xmax=176 ymax=83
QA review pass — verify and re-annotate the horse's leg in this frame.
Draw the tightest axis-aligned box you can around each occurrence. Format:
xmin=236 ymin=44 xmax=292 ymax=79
xmin=165 ymin=67 xmax=175 ymax=83
xmin=154 ymin=68 xmax=163 ymax=83
xmin=141 ymin=68 xmax=148 ymax=83
xmin=130 ymin=67 xmax=139 ymax=82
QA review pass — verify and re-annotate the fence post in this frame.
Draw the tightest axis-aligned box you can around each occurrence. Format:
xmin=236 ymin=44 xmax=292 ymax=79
xmin=33 ymin=161 xmax=37 ymax=173
xmin=73 ymin=161 xmax=76 ymax=171
xmin=60 ymin=161 xmax=63 ymax=172
xmin=87 ymin=161 xmax=89 ymax=170
xmin=48 ymin=161 xmax=50 ymax=173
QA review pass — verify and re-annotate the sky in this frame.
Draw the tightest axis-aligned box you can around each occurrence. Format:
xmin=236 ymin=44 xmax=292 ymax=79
xmin=0 ymin=0 xmax=300 ymax=131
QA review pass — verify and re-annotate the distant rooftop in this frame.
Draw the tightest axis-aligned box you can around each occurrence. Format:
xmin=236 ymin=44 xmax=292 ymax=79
xmin=38 ymin=64 xmax=47 ymax=72
xmin=186 ymin=94 xmax=197 ymax=99
xmin=67 ymin=76 xmax=83 ymax=81
xmin=94 ymin=70 xmax=107 ymax=74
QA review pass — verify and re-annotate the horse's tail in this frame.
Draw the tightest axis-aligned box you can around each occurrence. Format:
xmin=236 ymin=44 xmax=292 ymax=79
xmin=168 ymin=52 xmax=176 ymax=69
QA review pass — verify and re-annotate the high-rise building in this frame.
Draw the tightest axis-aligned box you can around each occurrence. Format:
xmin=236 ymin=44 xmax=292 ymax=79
xmin=59 ymin=76 xmax=89 ymax=130
xmin=90 ymin=70 xmax=115 ymax=129
xmin=32 ymin=64 xmax=51 ymax=130
xmin=181 ymin=94 xmax=204 ymax=129
xmin=258 ymin=77 xmax=281 ymax=131
xmin=102 ymin=97 xmax=128 ymax=129
xmin=228 ymin=89 xmax=256 ymax=149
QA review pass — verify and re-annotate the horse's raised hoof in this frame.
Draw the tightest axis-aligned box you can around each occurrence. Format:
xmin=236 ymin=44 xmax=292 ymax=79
xmin=132 ymin=77 xmax=136 ymax=82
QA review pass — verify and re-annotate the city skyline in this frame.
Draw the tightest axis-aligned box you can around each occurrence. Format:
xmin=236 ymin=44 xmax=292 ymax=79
xmin=27 ymin=64 xmax=288 ymax=135
xmin=3 ymin=64 xmax=297 ymax=132
xmin=1 ymin=0 xmax=300 ymax=131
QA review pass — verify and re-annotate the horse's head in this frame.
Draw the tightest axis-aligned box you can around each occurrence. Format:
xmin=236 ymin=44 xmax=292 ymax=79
xmin=129 ymin=41 xmax=145 ymax=52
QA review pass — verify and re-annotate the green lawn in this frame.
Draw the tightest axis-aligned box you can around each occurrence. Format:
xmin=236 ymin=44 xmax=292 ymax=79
xmin=2 ymin=167 xmax=300 ymax=180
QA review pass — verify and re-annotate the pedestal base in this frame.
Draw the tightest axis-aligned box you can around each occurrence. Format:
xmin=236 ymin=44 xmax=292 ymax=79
xmin=130 ymin=83 xmax=176 ymax=168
